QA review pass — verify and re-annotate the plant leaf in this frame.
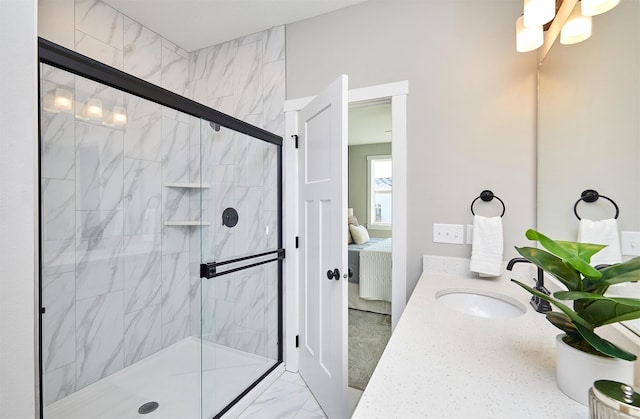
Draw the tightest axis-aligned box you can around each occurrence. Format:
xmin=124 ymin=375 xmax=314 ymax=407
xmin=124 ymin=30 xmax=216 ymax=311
xmin=573 ymin=322 xmax=637 ymax=361
xmin=511 ymin=279 xmax=592 ymax=329
xmin=583 ymin=257 xmax=640 ymax=292
xmin=515 ymin=246 xmax=581 ymax=290
xmin=553 ymin=291 xmax=640 ymax=327
xmin=556 ymin=241 xmax=608 ymax=274
xmin=555 ymin=291 xmax=640 ymax=306
xmin=546 ymin=312 xmax=579 ymax=337
xmin=524 ymin=229 xmax=603 ymax=278
xmin=514 ymin=280 xmax=637 ymax=360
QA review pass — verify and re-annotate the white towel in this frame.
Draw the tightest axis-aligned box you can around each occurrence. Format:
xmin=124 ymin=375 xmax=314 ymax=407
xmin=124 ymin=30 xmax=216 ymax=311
xmin=578 ymin=218 xmax=622 ymax=266
xmin=469 ymin=215 xmax=504 ymax=277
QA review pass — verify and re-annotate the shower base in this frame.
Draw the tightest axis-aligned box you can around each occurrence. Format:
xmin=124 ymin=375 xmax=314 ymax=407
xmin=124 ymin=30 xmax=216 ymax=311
xmin=45 ymin=337 xmax=275 ymax=419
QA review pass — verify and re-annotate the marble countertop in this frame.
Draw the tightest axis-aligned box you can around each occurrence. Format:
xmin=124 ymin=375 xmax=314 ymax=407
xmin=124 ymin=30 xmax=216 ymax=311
xmin=351 ymin=270 xmax=587 ymax=419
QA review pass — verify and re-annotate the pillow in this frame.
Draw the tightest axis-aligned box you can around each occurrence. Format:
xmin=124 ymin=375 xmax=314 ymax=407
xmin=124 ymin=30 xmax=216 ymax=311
xmin=349 ymin=224 xmax=370 ymax=245
xmin=347 ymin=215 xmax=358 ymax=244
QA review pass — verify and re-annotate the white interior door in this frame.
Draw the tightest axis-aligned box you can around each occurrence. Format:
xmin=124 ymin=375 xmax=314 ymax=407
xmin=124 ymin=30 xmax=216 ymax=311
xmin=297 ymin=75 xmax=348 ymax=419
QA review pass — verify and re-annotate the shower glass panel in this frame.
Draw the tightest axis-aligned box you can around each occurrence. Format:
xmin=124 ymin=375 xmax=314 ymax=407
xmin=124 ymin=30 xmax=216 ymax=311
xmin=39 ymin=38 xmax=283 ymax=419
xmin=40 ymin=62 xmax=205 ymax=419
xmin=200 ymin=123 xmax=281 ymax=418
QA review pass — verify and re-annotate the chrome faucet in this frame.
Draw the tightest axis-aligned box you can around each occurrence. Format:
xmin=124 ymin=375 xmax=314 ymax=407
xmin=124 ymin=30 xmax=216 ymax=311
xmin=506 ymin=257 xmax=552 ymax=313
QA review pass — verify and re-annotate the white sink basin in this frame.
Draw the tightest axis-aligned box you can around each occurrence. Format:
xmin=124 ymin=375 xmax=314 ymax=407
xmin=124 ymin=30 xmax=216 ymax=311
xmin=435 ymin=288 xmax=526 ymax=319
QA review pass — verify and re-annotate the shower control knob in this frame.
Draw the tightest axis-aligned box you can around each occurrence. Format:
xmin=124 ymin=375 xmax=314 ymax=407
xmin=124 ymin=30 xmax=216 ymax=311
xmin=327 ymin=268 xmax=340 ymax=280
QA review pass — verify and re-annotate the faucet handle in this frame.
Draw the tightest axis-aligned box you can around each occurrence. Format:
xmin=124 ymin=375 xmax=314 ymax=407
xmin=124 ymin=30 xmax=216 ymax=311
xmin=530 ymin=294 xmax=552 ymax=313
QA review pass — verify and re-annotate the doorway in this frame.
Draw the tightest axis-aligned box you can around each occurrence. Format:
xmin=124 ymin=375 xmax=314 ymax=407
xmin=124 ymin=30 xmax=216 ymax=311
xmin=346 ymin=99 xmax=393 ymax=399
xmin=283 ymin=79 xmax=408 ymax=418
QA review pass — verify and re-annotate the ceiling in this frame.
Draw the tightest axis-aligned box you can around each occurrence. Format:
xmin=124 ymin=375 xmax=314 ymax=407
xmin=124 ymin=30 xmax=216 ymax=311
xmin=348 ymin=100 xmax=392 ymax=146
xmin=103 ymin=0 xmax=368 ymax=51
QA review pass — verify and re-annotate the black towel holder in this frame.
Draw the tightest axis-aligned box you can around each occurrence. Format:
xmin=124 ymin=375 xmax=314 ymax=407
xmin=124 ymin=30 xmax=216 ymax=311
xmin=470 ymin=190 xmax=505 ymax=217
xmin=573 ymin=189 xmax=619 ymax=220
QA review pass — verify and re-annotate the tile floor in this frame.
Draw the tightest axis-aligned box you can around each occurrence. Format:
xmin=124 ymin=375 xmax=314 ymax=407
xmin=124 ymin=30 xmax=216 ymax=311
xmin=238 ymin=371 xmax=363 ymax=419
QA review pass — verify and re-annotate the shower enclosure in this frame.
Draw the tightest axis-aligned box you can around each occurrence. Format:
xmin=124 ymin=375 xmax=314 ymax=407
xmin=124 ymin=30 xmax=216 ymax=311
xmin=38 ymin=39 xmax=283 ymax=419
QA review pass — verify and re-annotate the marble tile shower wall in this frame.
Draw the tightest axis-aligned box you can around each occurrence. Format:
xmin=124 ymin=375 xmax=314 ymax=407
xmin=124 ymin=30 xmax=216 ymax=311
xmin=199 ymin=129 xmax=280 ymax=360
xmin=40 ymin=0 xmax=285 ymax=405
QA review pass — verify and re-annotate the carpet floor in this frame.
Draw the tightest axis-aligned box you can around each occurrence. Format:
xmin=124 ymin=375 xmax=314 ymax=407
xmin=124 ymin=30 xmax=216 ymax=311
xmin=348 ymin=309 xmax=392 ymax=390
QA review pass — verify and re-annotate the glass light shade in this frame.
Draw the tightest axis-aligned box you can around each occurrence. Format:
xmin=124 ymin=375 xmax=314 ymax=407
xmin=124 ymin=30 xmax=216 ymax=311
xmin=86 ymin=98 xmax=103 ymax=119
xmin=523 ymin=0 xmax=556 ymax=27
xmin=43 ymin=88 xmax=73 ymax=113
xmin=516 ymin=15 xmax=543 ymax=52
xmin=560 ymin=5 xmax=592 ymax=45
xmin=53 ymin=88 xmax=73 ymax=112
xmin=581 ymin=0 xmax=619 ymax=16
xmin=112 ymin=106 xmax=127 ymax=124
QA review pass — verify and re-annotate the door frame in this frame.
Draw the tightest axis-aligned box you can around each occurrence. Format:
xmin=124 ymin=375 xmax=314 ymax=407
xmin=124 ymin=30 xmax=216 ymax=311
xmin=283 ymin=80 xmax=409 ymax=371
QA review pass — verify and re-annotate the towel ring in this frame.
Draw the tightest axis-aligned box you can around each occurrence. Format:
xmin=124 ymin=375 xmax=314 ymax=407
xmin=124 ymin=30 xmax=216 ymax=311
xmin=573 ymin=189 xmax=619 ymax=220
xmin=470 ymin=190 xmax=505 ymax=217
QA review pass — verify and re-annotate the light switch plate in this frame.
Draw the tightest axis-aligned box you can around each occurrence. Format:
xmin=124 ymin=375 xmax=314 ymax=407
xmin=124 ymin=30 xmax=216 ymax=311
xmin=466 ymin=224 xmax=473 ymax=244
xmin=621 ymin=231 xmax=640 ymax=256
xmin=433 ymin=223 xmax=464 ymax=244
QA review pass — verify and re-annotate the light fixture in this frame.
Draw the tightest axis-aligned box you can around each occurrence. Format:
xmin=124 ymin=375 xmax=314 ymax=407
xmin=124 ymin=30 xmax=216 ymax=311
xmin=561 ymin=3 xmax=592 ymax=45
xmin=112 ymin=106 xmax=127 ymax=125
xmin=581 ymin=0 xmax=619 ymax=16
xmin=523 ymin=0 xmax=556 ymax=27
xmin=43 ymin=88 xmax=73 ymax=113
xmin=86 ymin=98 xmax=103 ymax=119
xmin=516 ymin=15 xmax=543 ymax=52
xmin=54 ymin=88 xmax=73 ymax=112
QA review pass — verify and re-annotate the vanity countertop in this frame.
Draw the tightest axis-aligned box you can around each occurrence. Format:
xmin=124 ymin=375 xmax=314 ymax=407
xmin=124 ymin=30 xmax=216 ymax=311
xmin=351 ymin=271 xmax=587 ymax=419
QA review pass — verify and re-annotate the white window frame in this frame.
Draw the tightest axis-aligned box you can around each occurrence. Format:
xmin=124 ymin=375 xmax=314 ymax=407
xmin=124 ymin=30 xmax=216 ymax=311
xmin=367 ymin=154 xmax=392 ymax=230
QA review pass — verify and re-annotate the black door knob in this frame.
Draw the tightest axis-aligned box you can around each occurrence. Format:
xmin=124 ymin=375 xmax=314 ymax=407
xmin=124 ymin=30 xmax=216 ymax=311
xmin=327 ymin=268 xmax=340 ymax=280
xmin=348 ymin=268 xmax=353 ymax=278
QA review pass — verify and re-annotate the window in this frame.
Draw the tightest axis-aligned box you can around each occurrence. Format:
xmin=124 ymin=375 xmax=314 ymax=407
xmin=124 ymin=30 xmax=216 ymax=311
xmin=367 ymin=155 xmax=392 ymax=229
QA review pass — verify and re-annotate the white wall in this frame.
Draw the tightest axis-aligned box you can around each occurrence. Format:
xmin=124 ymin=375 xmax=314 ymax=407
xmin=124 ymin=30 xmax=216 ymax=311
xmin=537 ymin=0 xmax=640 ymax=241
xmin=286 ymin=0 xmax=538 ymax=297
xmin=0 ymin=1 xmax=38 ymax=418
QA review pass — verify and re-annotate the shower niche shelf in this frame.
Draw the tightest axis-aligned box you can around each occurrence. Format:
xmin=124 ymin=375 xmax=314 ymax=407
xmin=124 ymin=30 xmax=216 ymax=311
xmin=163 ymin=183 xmax=211 ymax=226
xmin=164 ymin=220 xmax=211 ymax=226
xmin=164 ymin=182 xmax=211 ymax=189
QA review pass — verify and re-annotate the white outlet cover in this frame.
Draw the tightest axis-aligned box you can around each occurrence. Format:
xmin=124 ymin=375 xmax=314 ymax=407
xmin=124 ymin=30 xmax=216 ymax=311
xmin=433 ymin=223 xmax=464 ymax=244
xmin=621 ymin=231 xmax=640 ymax=256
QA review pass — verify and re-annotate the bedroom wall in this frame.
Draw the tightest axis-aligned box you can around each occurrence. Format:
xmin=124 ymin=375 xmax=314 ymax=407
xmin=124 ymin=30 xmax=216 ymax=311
xmin=348 ymin=143 xmax=392 ymax=239
xmin=286 ymin=0 xmax=537 ymax=299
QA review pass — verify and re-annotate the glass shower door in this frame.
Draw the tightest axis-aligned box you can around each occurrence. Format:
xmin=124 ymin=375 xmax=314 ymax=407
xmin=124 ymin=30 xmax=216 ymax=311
xmin=199 ymin=121 xmax=282 ymax=418
xmin=39 ymin=62 xmax=206 ymax=419
xmin=38 ymin=39 xmax=283 ymax=419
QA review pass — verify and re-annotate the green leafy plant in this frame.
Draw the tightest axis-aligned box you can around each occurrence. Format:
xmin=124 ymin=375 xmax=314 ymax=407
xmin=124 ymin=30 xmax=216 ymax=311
xmin=511 ymin=229 xmax=640 ymax=361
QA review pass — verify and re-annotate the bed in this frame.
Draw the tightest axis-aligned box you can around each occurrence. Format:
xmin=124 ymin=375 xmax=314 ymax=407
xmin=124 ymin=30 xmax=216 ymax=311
xmin=348 ymin=237 xmax=392 ymax=315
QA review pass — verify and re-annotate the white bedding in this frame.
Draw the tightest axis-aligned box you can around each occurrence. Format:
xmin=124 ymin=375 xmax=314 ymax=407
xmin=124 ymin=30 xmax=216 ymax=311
xmin=359 ymin=238 xmax=392 ymax=302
